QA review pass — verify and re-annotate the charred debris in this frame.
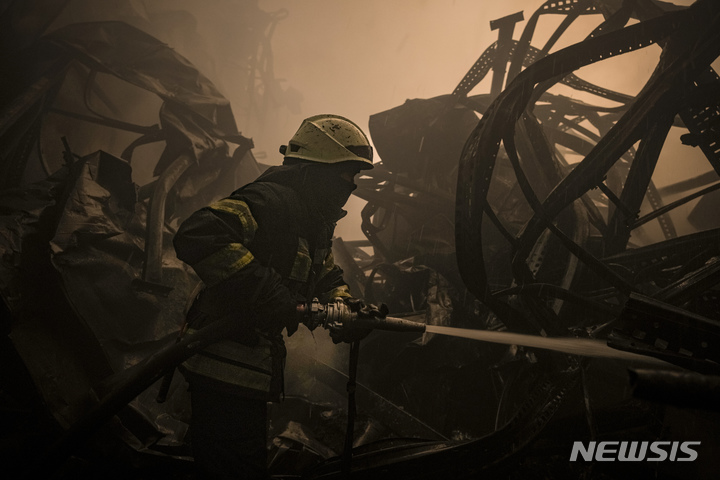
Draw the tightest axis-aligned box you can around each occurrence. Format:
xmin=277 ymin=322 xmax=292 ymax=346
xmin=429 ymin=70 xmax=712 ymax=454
xmin=1 ymin=0 xmax=719 ymax=479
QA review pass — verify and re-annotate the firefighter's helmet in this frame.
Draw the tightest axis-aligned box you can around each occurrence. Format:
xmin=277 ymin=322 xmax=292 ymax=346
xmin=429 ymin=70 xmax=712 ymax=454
xmin=280 ymin=114 xmax=374 ymax=170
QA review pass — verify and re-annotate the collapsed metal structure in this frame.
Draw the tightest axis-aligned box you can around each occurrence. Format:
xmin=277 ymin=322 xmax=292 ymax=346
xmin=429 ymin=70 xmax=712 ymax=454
xmin=333 ymin=0 xmax=720 ymax=477
xmin=0 ymin=0 xmax=719 ymax=479
xmin=0 ymin=6 xmax=269 ymax=478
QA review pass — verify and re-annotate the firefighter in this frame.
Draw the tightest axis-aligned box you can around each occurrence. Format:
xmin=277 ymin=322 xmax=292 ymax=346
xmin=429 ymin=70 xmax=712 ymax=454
xmin=173 ymin=114 xmax=374 ymax=479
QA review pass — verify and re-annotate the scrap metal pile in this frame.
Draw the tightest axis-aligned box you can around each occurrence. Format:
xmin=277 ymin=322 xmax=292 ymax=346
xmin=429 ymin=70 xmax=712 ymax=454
xmin=0 ymin=0 xmax=719 ymax=479
xmin=0 ymin=4 xmax=269 ymax=478
xmin=334 ymin=0 xmax=720 ymax=477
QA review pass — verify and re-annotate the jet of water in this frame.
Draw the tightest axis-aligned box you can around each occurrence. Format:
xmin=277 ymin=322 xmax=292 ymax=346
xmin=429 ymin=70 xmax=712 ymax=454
xmin=424 ymin=324 xmax=669 ymax=365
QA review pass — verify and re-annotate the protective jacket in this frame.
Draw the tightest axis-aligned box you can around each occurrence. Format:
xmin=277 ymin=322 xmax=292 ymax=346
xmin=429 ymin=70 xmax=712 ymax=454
xmin=173 ymin=163 xmax=352 ymax=400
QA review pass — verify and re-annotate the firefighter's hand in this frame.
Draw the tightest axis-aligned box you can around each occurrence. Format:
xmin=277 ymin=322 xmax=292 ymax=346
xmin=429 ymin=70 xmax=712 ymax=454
xmin=283 ymin=301 xmax=303 ymax=336
xmin=328 ymin=322 xmax=371 ymax=344
xmin=343 ymin=297 xmax=366 ymax=313
xmin=328 ymin=298 xmax=388 ymax=344
xmin=329 ymin=297 xmax=368 ymax=343
xmin=344 ymin=298 xmax=389 ymax=319
xmin=253 ymin=281 xmax=303 ymax=336
xmin=256 ymin=297 xmax=300 ymax=336
xmin=300 ymin=301 xmax=320 ymax=332
xmin=359 ymin=301 xmax=390 ymax=319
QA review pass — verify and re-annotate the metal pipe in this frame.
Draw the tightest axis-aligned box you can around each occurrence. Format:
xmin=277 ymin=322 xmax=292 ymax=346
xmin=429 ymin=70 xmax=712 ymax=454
xmin=143 ymin=153 xmax=194 ymax=284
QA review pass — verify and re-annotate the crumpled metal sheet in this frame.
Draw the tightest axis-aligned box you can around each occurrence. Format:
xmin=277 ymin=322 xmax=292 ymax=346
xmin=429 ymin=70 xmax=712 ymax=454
xmin=368 ymin=94 xmax=479 ymax=193
xmin=2 ymin=150 xmax=200 ymax=429
xmin=50 ymin=151 xmax=198 ymax=367
xmin=277 ymin=420 xmax=339 ymax=459
xmin=1 ymin=19 xmax=253 ymax=443
xmin=0 ymin=173 xmax=64 ymax=311
xmin=0 ymin=1 xmax=72 ymax=56
xmin=46 ymin=21 xmax=241 ymax=174
xmin=336 ymin=1 xmax=720 ymax=478
xmin=0 ymin=165 xmax=116 ymax=429
xmin=49 ymin=151 xmax=135 ymax=254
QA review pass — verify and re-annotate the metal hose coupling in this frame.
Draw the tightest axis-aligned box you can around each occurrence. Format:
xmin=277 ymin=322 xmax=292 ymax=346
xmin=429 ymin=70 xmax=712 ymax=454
xmin=299 ymin=298 xmax=426 ymax=333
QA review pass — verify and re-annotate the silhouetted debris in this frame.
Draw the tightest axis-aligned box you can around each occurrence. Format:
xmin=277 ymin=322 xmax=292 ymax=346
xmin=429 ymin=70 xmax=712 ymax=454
xmin=2 ymin=0 xmax=720 ymax=479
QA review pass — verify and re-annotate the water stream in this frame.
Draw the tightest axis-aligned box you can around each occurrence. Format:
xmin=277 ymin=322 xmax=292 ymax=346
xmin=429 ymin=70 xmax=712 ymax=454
xmin=424 ymin=324 xmax=669 ymax=366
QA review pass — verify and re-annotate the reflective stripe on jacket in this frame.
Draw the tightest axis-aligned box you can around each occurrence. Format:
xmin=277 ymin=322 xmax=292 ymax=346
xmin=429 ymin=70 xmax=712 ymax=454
xmin=174 ymin=167 xmax=351 ymax=399
xmin=180 ymin=327 xmax=284 ymax=400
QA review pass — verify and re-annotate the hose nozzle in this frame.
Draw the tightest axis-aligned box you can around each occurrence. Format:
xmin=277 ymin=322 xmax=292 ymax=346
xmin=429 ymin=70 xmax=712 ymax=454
xmin=350 ymin=315 xmax=426 ymax=333
xmin=298 ymin=299 xmax=426 ymax=333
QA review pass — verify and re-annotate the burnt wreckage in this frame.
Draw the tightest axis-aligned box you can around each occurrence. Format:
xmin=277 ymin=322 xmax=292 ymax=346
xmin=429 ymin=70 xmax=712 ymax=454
xmin=1 ymin=0 xmax=720 ymax=479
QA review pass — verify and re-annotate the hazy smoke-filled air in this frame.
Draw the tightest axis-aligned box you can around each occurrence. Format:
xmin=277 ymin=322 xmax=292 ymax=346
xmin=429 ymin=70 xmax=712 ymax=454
xmin=47 ymin=0 xmax=711 ymax=240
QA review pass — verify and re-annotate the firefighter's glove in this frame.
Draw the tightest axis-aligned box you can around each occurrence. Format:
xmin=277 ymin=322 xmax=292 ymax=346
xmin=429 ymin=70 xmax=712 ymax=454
xmin=255 ymin=288 xmax=301 ymax=336
xmin=329 ymin=299 xmax=389 ymax=344
xmin=328 ymin=297 xmax=366 ymax=343
xmin=301 ymin=304 xmax=320 ymax=332
xmin=329 ymin=323 xmax=370 ymax=344
xmin=343 ymin=297 xmax=366 ymax=313
xmin=343 ymin=298 xmax=390 ymax=319
xmin=359 ymin=302 xmax=390 ymax=319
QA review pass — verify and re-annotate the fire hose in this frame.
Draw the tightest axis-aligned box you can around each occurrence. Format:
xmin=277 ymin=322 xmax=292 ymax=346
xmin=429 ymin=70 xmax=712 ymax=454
xmin=30 ymin=297 xmax=670 ymax=478
xmin=295 ymin=298 xmax=424 ymax=477
xmin=297 ymin=297 xmax=425 ymax=333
